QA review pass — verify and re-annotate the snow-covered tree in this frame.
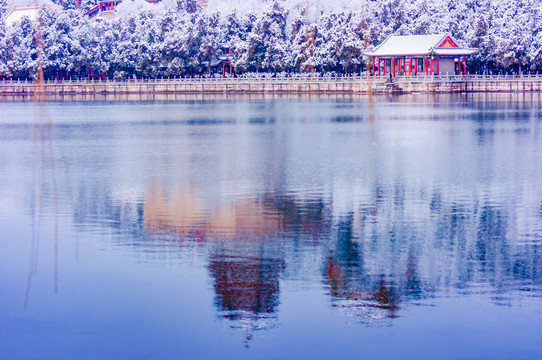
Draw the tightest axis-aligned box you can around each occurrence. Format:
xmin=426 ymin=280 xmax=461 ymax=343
xmin=0 ymin=9 xmax=6 ymax=79
xmin=0 ymin=0 xmax=8 ymax=19
xmin=225 ymin=11 xmax=257 ymax=72
xmin=318 ymin=11 xmax=365 ymax=73
xmin=78 ymin=18 xmax=112 ymax=78
xmin=2 ymin=0 xmax=542 ymax=79
xmin=159 ymin=12 xmax=190 ymax=75
xmin=247 ymin=0 xmax=289 ymax=72
xmin=196 ymin=12 xmax=221 ymax=75
xmin=5 ymin=16 xmax=39 ymax=79
xmin=289 ymin=12 xmax=319 ymax=73
xmin=42 ymin=10 xmax=82 ymax=79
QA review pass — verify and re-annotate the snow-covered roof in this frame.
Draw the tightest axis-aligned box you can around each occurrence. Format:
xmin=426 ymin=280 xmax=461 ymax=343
xmin=364 ymin=34 xmax=477 ymax=57
xmin=4 ymin=6 xmax=41 ymax=27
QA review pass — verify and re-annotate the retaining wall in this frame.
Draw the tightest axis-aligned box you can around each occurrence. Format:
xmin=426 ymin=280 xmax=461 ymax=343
xmin=1 ymin=76 xmax=542 ymax=95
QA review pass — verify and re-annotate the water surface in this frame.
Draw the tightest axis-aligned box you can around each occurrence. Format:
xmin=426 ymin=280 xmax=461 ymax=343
xmin=1 ymin=93 xmax=542 ymax=359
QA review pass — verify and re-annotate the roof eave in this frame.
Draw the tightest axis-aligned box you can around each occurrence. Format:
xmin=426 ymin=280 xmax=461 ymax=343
xmin=431 ymin=48 xmax=478 ymax=56
xmin=363 ymin=52 xmax=433 ymax=57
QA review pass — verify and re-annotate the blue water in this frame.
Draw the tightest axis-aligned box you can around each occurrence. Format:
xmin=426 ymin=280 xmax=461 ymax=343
xmin=1 ymin=94 xmax=541 ymax=359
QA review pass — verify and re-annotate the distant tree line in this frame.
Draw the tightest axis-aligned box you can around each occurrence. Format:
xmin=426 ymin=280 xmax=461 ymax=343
xmin=1 ymin=0 xmax=541 ymax=80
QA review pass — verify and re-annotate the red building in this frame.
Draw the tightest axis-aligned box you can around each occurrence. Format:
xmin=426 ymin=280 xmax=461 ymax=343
xmin=364 ymin=34 xmax=477 ymax=77
xmin=83 ymin=1 xmax=121 ymax=20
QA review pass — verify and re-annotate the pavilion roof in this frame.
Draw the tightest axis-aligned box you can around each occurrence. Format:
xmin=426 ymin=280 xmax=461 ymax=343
xmin=364 ymin=33 xmax=477 ymax=57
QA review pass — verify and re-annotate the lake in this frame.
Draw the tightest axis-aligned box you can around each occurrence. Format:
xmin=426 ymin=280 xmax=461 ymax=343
xmin=1 ymin=93 xmax=541 ymax=359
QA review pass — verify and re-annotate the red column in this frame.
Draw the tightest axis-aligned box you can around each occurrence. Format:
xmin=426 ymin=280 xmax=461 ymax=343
xmin=378 ymin=59 xmax=381 ymax=76
xmin=436 ymin=57 xmax=440 ymax=75
xmin=458 ymin=58 xmax=461 ymax=75
xmin=430 ymin=58 xmax=434 ymax=75
xmin=424 ymin=58 xmax=428 ymax=74
xmin=392 ymin=58 xmax=396 ymax=77
xmin=372 ymin=57 xmax=375 ymax=76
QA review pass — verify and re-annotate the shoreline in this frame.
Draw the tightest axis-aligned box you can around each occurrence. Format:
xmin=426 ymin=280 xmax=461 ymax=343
xmin=1 ymin=91 xmax=541 ymax=105
xmin=1 ymin=75 xmax=542 ymax=96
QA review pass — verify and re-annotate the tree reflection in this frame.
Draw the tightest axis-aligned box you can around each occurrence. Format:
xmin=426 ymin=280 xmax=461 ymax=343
xmin=55 ymin=93 xmax=542 ymax=335
xmin=69 ymin=177 xmax=542 ymax=329
xmin=324 ymin=217 xmax=401 ymax=321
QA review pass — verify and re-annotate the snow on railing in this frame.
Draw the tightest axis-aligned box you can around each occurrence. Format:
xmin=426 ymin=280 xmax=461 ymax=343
xmin=1 ymin=74 xmax=542 ymax=85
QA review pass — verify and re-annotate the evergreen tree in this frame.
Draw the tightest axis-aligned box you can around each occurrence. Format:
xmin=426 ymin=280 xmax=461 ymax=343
xmin=289 ymin=12 xmax=319 ymax=73
xmin=6 ymin=17 xmax=39 ymax=79
xmin=2 ymin=0 xmax=542 ymax=77
xmin=42 ymin=10 xmax=82 ymax=79
xmin=160 ymin=12 xmax=190 ymax=75
xmin=0 ymin=9 xmax=6 ymax=79
xmin=193 ymin=12 xmax=220 ymax=75
xmin=0 ymin=0 xmax=8 ymax=19
xmin=248 ymin=0 xmax=289 ymax=72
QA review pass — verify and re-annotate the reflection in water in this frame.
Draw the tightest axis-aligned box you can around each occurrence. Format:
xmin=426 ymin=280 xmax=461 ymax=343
xmin=2 ymin=94 xmax=542 ymax=352
xmin=209 ymin=253 xmax=284 ymax=344
xmin=142 ymin=185 xmax=327 ymax=336
xmin=25 ymin=100 xmax=71 ymax=307
xmin=324 ymin=217 xmax=400 ymax=322
xmin=107 ymin=176 xmax=542 ymax=329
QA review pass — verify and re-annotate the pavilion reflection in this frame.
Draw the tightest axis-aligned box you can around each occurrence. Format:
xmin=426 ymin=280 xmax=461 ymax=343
xmin=142 ymin=183 xmax=328 ymax=338
xmin=208 ymin=252 xmax=284 ymax=343
xmin=209 ymin=254 xmax=284 ymax=319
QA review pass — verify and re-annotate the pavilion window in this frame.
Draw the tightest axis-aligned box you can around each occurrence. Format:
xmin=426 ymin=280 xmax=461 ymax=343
xmin=385 ymin=59 xmax=391 ymax=74
xmin=417 ymin=58 xmax=424 ymax=72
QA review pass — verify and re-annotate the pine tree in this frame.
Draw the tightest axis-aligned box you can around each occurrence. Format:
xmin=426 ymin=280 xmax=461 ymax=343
xmin=248 ymin=0 xmax=289 ymax=72
xmin=289 ymin=12 xmax=320 ymax=73
xmin=0 ymin=9 xmax=6 ymax=79
xmin=6 ymin=17 xmax=39 ymax=80
xmin=42 ymin=10 xmax=83 ymax=79
xmin=0 ymin=0 xmax=8 ymax=19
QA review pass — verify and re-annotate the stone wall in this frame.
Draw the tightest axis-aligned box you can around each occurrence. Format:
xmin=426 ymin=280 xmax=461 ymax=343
xmin=1 ymin=77 xmax=542 ymax=96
